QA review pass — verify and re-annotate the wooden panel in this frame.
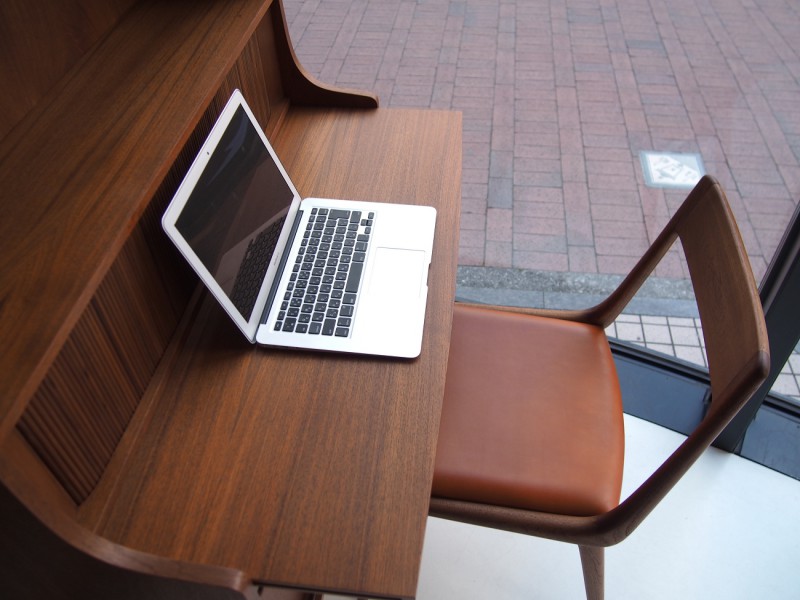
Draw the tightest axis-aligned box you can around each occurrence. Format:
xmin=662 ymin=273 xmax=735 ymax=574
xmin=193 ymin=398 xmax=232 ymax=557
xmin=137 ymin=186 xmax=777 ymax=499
xmin=0 ymin=476 xmax=250 ymax=600
xmin=18 ymin=317 xmax=138 ymax=504
xmin=17 ymin=230 xmax=169 ymax=504
xmin=11 ymin=9 xmax=297 ymax=504
xmin=0 ymin=0 xmax=378 ymax=441
xmin=0 ymin=0 xmax=273 ymax=440
xmin=0 ymin=0 xmax=136 ymax=140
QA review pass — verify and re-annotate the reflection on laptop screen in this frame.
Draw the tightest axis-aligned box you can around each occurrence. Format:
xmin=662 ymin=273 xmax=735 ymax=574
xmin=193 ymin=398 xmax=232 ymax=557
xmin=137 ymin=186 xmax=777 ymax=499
xmin=175 ymin=106 xmax=294 ymax=320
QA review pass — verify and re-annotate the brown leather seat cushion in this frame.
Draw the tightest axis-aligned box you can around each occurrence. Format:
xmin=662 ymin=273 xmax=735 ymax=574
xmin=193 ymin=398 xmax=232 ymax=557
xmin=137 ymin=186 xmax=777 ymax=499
xmin=432 ymin=304 xmax=625 ymax=517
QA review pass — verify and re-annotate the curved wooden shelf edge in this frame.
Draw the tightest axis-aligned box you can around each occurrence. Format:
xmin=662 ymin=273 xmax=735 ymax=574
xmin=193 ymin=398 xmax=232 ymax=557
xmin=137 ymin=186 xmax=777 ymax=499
xmin=271 ymin=0 xmax=379 ymax=109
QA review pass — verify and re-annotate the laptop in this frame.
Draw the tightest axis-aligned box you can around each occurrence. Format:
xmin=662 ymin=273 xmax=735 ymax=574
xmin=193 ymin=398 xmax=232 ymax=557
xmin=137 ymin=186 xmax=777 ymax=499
xmin=162 ymin=89 xmax=436 ymax=358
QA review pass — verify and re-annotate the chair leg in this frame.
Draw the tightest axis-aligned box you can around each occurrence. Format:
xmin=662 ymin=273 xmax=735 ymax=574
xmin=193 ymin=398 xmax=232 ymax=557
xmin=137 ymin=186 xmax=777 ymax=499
xmin=578 ymin=545 xmax=604 ymax=600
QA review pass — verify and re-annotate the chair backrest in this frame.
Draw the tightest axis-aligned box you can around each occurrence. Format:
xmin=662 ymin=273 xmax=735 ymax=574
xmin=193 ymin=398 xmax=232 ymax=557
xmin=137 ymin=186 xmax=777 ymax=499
xmin=675 ymin=178 xmax=770 ymax=417
xmin=613 ymin=175 xmax=770 ymax=418
xmin=598 ymin=175 xmax=770 ymax=543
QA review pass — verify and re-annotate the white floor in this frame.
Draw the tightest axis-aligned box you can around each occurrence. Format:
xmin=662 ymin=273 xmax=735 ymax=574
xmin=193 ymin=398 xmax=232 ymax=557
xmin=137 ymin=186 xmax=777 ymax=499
xmin=328 ymin=415 xmax=800 ymax=599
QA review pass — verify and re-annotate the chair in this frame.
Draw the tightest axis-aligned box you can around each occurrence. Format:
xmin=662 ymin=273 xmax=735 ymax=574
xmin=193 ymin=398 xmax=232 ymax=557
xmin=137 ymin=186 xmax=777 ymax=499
xmin=430 ymin=175 xmax=770 ymax=600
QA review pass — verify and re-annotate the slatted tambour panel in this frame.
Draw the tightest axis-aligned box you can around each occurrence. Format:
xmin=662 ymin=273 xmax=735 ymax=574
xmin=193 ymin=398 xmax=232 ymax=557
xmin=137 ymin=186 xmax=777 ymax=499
xmin=93 ymin=227 xmax=183 ymax=396
xmin=17 ymin=301 xmax=142 ymax=504
xmin=15 ymin=124 xmax=210 ymax=504
xmin=15 ymin=8 xmax=291 ymax=505
xmin=14 ymin=206 xmax=187 ymax=504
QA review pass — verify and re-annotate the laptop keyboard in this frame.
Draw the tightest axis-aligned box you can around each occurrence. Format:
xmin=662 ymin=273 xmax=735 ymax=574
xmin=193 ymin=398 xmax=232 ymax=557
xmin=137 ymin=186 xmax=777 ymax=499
xmin=274 ymin=207 xmax=374 ymax=337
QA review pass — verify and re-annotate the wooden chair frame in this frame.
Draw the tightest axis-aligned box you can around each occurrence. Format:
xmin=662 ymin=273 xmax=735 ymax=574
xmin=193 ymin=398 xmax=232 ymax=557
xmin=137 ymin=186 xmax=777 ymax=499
xmin=429 ymin=175 xmax=770 ymax=600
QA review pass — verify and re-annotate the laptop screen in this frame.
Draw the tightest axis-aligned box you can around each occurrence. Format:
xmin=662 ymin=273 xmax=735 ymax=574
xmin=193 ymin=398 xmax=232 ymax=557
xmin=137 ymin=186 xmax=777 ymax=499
xmin=174 ymin=106 xmax=294 ymax=320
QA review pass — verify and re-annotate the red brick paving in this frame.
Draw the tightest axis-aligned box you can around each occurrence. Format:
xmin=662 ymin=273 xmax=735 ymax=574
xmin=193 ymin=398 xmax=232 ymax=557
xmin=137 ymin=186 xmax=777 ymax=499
xmin=285 ymin=0 xmax=800 ymax=282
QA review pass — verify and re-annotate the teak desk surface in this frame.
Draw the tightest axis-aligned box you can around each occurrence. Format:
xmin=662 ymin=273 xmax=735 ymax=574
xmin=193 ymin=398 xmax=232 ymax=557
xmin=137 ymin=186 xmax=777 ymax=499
xmin=88 ymin=107 xmax=462 ymax=599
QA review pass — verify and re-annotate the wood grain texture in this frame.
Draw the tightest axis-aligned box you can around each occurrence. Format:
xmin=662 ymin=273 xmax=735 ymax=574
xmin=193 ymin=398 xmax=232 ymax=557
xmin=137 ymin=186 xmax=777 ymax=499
xmin=579 ymin=546 xmax=604 ymax=600
xmin=0 ymin=0 xmax=291 ymax=442
xmin=11 ymin=16 xmax=370 ymax=507
xmin=0 ymin=0 xmax=136 ymax=140
xmin=2 ymin=2 xmax=460 ymax=597
xmin=0 ymin=475 xmax=250 ymax=600
xmin=94 ymin=108 xmax=461 ymax=599
xmin=0 ymin=0 xmax=377 ymax=443
xmin=268 ymin=2 xmax=378 ymax=109
xmin=16 ymin=214 xmax=184 ymax=505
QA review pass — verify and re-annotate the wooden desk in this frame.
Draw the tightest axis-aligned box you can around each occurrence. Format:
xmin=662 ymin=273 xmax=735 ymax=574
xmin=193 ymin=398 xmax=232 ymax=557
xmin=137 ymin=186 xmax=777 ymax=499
xmin=0 ymin=1 xmax=461 ymax=597
xmin=92 ymin=108 xmax=461 ymax=598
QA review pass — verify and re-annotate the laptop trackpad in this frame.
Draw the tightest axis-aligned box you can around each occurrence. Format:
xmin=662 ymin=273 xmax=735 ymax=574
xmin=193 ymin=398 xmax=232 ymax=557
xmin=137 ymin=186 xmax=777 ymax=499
xmin=367 ymin=247 xmax=425 ymax=299
xmin=354 ymin=247 xmax=429 ymax=356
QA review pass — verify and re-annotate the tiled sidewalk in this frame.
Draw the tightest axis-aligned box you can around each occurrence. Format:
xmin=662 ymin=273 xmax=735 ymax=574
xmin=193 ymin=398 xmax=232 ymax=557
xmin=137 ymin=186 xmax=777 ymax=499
xmin=284 ymin=0 xmax=800 ymax=400
xmin=608 ymin=314 xmax=800 ymax=401
xmin=286 ymin=0 xmax=800 ymax=282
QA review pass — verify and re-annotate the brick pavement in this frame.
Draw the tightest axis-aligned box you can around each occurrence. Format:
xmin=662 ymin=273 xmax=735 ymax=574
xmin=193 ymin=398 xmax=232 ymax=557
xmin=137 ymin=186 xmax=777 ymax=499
xmin=285 ymin=0 xmax=800 ymax=283
xmin=284 ymin=0 xmax=800 ymax=394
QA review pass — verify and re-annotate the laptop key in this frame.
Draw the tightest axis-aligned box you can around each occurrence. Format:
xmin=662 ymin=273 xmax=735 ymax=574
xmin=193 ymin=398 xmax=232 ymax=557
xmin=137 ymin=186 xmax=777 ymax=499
xmin=328 ymin=209 xmax=349 ymax=220
xmin=322 ymin=319 xmax=336 ymax=336
xmin=345 ymin=263 xmax=363 ymax=293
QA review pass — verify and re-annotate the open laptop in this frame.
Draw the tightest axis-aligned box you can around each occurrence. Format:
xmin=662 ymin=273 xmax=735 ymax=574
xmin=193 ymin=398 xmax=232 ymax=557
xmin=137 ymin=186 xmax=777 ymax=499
xmin=162 ymin=89 xmax=436 ymax=358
